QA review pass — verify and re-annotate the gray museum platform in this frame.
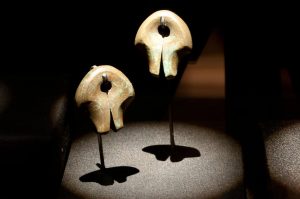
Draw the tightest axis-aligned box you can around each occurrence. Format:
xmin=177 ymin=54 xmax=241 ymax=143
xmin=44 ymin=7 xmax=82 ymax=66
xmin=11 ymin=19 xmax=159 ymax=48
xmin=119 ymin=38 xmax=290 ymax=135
xmin=59 ymin=99 xmax=245 ymax=199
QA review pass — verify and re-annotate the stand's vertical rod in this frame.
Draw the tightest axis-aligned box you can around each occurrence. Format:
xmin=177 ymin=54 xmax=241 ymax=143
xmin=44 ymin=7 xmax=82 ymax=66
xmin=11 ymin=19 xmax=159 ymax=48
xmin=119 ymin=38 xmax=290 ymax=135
xmin=97 ymin=133 xmax=105 ymax=170
xmin=169 ymin=102 xmax=175 ymax=147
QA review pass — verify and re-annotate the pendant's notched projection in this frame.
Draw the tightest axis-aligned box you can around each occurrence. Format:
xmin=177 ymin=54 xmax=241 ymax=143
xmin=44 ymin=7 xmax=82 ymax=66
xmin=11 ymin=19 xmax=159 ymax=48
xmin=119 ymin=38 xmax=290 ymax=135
xmin=75 ymin=65 xmax=135 ymax=133
xmin=135 ymin=10 xmax=192 ymax=79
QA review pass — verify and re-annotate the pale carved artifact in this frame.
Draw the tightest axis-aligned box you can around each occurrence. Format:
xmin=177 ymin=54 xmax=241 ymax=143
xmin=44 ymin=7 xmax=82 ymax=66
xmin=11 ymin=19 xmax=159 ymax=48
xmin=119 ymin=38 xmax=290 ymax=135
xmin=75 ymin=65 xmax=134 ymax=169
xmin=136 ymin=10 xmax=199 ymax=162
xmin=75 ymin=65 xmax=134 ymax=133
xmin=135 ymin=10 xmax=192 ymax=79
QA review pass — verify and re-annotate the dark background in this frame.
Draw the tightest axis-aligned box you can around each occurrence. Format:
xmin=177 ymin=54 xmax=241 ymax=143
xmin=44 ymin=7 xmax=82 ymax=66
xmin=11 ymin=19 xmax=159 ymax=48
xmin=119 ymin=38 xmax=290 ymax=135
xmin=1 ymin=2 xmax=299 ymax=198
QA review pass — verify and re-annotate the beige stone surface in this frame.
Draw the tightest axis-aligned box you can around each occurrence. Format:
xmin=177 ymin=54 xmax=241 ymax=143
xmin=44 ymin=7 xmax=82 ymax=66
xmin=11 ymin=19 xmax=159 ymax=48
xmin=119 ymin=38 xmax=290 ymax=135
xmin=75 ymin=65 xmax=134 ymax=133
xmin=135 ymin=10 xmax=192 ymax=78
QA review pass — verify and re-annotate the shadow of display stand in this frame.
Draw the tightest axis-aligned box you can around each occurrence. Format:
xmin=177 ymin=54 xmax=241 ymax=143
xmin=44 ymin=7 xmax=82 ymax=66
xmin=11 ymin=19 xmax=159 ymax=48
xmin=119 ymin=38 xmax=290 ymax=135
xmin=80 ymin=133 xmax=139 ymax=186
xmin=143 ymin=103 xmax=200 ymax=162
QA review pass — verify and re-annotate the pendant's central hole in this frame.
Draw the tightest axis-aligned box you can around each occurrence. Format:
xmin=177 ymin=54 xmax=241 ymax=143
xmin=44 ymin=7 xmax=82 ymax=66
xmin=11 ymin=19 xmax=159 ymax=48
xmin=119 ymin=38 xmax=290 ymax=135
xmin=158 ymin=24 xmax=170 ymax=38
xmin=100 ymin=74 xmax=112 ymax=93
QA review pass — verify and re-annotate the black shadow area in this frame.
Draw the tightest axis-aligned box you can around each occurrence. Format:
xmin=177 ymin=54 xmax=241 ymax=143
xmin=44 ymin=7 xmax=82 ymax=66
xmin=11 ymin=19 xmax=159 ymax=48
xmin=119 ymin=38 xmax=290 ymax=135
xmin=143 ymin=145 xmax=200 ymax=162
xmin=79 ymin=163 xmax=139 ymax=186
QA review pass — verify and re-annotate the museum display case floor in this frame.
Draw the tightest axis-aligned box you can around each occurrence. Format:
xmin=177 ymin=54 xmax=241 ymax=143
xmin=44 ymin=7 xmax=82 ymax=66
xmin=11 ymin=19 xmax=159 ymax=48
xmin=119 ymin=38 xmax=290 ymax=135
xmin=59 ymin=99 xmax=245 ymax=199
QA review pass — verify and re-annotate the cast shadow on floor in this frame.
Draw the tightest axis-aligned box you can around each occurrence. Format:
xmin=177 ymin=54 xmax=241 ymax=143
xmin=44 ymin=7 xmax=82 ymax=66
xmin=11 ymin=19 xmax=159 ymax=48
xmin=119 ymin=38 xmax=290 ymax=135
xmin=79 ymin=163 xmax=139 ymax=186
xmin=142 ymin=144 xmax=200 ymax=162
